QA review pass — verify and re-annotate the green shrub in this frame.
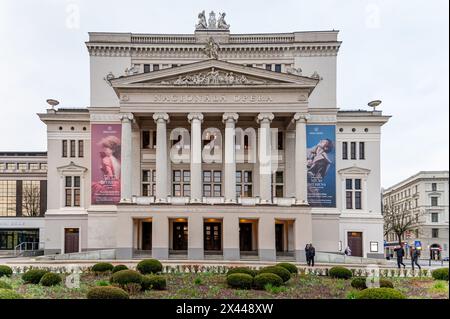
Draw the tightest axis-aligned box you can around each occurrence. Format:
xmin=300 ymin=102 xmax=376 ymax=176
xmin=0 ymin=265 xmax=13 ymax=278
xmin=258 ymin=266 xmax=291 ymax=282
xmin=227 ymin=267 xmax=257 ymax=277
xmin=380 ymin=279 xmax=394 ymax=288
xmin=226 ymin=273 xmax=253 ymax=289
xmin=39 ymin=273 xmax=62 ymax=287
xmin=351 ymin=277 xmax=367 ymax=290
xmin=0 ymin=281 xmax=12 ymax=290
xmin=432 ymin=268 xmax=449 ymax=281
xmin=136 ymin=259 xmax=162 ymax=274
xmin=112 ymin=264 xmax=128 ymax=273
xmin=328 ymin=266 xmax=352 ymax=279
xmin=141 ymin=274 xmax=167 ymax=291
xmin=0 ymin=288 xmax=22 ymax=299
xmin=96 ymin=280 xmax=110 ymax=286
xmin=86 ymin=286 xmax=129 ymax=299
xmin=91 ymin=262 xmax=114 ymax=273
xmin=276 ymin=263 xmax=298 ymax=274
xmin=356 ymin=287 xmax=406 ymax=299
xmin=22 ymin=269 xmax=49 ymax=284
xmin=253 ymin=273 xmax=283 ymax=290
xmin=110 ymin=270 xmax=142 ymax=288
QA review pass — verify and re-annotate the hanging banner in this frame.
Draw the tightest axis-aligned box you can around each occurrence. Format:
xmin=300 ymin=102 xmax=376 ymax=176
xmin=306 ymin=125 xmax=336 ymax=207
xmin=91 ymin=124 xmax=121 ymax=204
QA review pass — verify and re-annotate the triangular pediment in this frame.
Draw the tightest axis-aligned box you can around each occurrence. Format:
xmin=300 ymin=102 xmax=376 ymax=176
xmin=110 ymin=59 xmax=319 ymax=89
xmin=57 ymin=161 xmax=88 ymax=173
xmin=338 ymin=166 xmax=371 ymax=176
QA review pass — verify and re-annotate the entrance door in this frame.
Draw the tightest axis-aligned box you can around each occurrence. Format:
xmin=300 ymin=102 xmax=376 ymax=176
xmin=204 ymin=223 xmax=222 ymax=251
xmin=64 ymin=228 xmax=79 ymax=254
xmin=141 ymin=222 xmax=152 ymax=250
xmin=239 ymin=223 xmax=252 ymax=251
xmin=173 ymin=222 xmax=188 ymax=250
xmin=275 ymin=224 xmax=284 ymax=252
xmin=347 ymin=232 xmax=363 ymax=257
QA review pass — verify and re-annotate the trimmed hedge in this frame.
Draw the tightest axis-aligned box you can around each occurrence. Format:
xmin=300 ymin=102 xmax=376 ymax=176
xmin=22 ymin=269 xmax=49 ymax=284
xmin=329 ymin=266 xmax=352 ymax=280
xmin=112 ymin=264 xmax=129 ymax=273
xmin=226 ymin=273 xmax=254 ymax=289
xmin=351 ymin=277 xmax=394 ymax=290
xmin=0 ymin=288 xmax=22 ymax=299
xmin=276 ymin=263 xmax=298 ymax=274
xmin=253 ymin=273 xmax=283 ymax=290
xmin=0 ymin=265 xmax=13 ymax=278
xmin=40 ymin=273 xmax=62 ymax=287
xmin=86 ymin=286 xmax=129 ymax=299
xmin=141 ymin=274 xmax=167 ymax=291
xmin=432 ymin=268 xmax=449 ymax=281
xmin=110 ymin=270 xmax=143 ymax=288
xmin=136 ymin=259 xmax=163 ymax=274
xmin=258 ymin=266 xmax=291 ymax=282
xmin=0 ymin=281 xmax=12 ymax=290
xmin=380 ymin=279 xmax=394 ymax=288
xmin=91 ymin=262 xmax=114 ymax=273
xmin=227 ymin=267 xmax=257 ymax=277
xmin=356 ymin=287 xmax=406 ymax=299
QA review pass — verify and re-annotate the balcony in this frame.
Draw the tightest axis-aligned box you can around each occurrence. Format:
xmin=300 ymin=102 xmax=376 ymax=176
xmin=130 ymin=196 xmax=298 ymax=207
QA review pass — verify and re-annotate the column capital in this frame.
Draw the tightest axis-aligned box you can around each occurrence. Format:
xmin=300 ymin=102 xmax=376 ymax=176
xmin=222 ymin=112 xmax=239 ymax=124
xmin=187 ymin=112 xmax=204 ymax=123
xmin=256 ymin=112 xmax=274 ymax=124
xmin=153 ymin=112 xmax=170 ymax=123
xmin=293 ymin=112 xmax=310 ymax=123
xmin=120 ymin=113 xmax=134 ymax=122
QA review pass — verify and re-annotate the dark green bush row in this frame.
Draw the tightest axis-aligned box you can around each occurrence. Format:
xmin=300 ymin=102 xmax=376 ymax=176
xmin=253 ymin=273 xmax=283 ymax=290
xmin=351 ymin=277 xmax=394 ymax=290
xmin=0 ymin=265 xmax=13 ymax=278
xmin=136 ymin=259 xmax=163 ymax=274
xmin=226 ymin=272 xmax=285 ymax=290
xmin=86 ymin=286 xmax=129 ymax=299
xmin=40 ymin=273 xmax=62 ymax=287
xmin=226 ymin=273 xmax=254 ymax=289
xmin=276 ymin=263 xmax=298 ymax=274
xmin=112 ymin=264 xmax=128 ymax=273
xmin=329 ymin=267 xmax=352 ymax=279
xmin=226 ymin=267 xmax=257 ymax=277
xmin=432 ymin=268 xmax=449 ymax=281
xmin=91 ymin=262 xmax=114 ymax=273
xmin=109 ymin=269 xmax=167 ymax=292
xmin=141 ymin=275 xmax=167 ymax=291
xmin=22 ymin=269 xmax=49 ymax=284
xmin=258 ymin=266 xmax=291 ymax=282
xmin=355 ymin=287 xmax=406 ymax=299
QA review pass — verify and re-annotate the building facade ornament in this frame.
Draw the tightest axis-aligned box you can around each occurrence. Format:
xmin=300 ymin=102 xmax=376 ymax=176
xmin=286 ymin=66 xmax=302 ymax=76
xmin=222 ymin=112 xmax=239 ymax=123
xmin=196 ymin=10 xmax=208 ymax=30
xmin=256 ymin=112 xmax=275 ymax=123
xmin=293 ymin=112 xmax=310 ymax=122
xmin=120 ymin=113 xmax=134 ymax=122
xmin=187 ymin=112 xmax=204 ymax=123
xmin=152 ymin=112 xmax=170 ymax=123
xmin=103 ymin=72 xmax=115 ymax=86
xmin=165 ymin=68 xmax=256 ymax=86
xmin=203 ymin=37 xmax=220 ymax=59
xmin=217 ymin=13 xmax=230 ymax=30
xmin=310 ymin=71 xmax=323 ymax=81
xmin=208 ymin=11 xmax=217 ymax=29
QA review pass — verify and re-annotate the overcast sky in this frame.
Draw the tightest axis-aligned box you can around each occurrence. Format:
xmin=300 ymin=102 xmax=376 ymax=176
xmin=0 ymin=0 xmax=448 ymax=188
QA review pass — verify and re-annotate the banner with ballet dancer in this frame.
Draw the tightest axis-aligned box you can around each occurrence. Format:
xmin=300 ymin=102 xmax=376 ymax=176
xmin=306 ymin=125 xmax=336 ymax=207
xmin=91 ymin=124 xmax=122 ymax=204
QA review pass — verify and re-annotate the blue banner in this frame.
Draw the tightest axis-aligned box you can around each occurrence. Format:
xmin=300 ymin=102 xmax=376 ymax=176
xmin=306 ymin=125 xmax=336 ymax=207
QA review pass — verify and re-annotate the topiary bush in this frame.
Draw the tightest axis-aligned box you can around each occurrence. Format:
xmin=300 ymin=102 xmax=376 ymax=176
xmin=380 ymin=279 xmax=394 ymax=288
xmin=91 ymin=262 xmax=114 ymax=273
xmin=110 ymin=270 xmax=143 ymax=288
xmin=258 ymin=266 xmax=291 ymax=282
xmin=253 ymin=273 xmax=283 ymax=290
xmin=86 ymin=286 xmax=129 ymax=299
xmin=226 ymin=273 xmax=254 ymax=289
xmin=22 ymin=269 xmax=49 ymax=284
xmin=227 ymin=267 xmax=257 ymax=277
xmin=136 ymin=259 xmax=163 ymax=274
xmin=0 ymin=288 xmax=22 ymax=299
xmin=39 ymin=273 xmax=62 ymax=287
xmin=432 ymin=268 xmax=449 ymax=281
xmin=0 ymin=281 xmax=12 ymax=290
xmin=329 ymin=266 xmax=353 ymax=279
xmin=141 ymin=274 xmax=167 ymax=291
xmin=351 ymin=277 xmax=367 ymax=290
xmin=0 ymin=265 xmax=13 ymax=278
xmin=112 ymin=264 xmax=128 ymax=273
xmin=276 ymin=263 xmax=298 ymax=274
xmin=356 ymin=287 xmax=406 ymax=299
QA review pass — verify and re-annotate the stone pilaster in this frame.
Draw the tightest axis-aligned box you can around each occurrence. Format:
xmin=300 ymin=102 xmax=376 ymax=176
xmin=223 ymin=112 xmax=239 ymax=203
xmin=187 ymin=113 xmax=204 ymax=203
xmin=153 ymin=112 xmax=170 ymax=203
xmin=256 ymin=112 xmax=274 ymax=204
xmin=293 ymin=113 xmax=310 ymax=205
xmin=120 ymin=113 xmax=134 ymax=203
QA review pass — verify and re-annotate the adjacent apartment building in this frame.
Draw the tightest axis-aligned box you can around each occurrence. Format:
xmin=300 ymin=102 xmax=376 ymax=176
xmin=0 ymin=152 xmax=47 ymax=252
xmin=383 ymin=171 xmax=449 ymax=259
xmin=36 ymin=12 xmax=390 ymax=261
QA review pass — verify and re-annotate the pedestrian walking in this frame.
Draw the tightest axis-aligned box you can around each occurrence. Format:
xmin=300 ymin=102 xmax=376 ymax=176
xmin=411 ymin=247 xmax=422 ymax=271
xmin=394 ymin=244 xmax=406 ymax=269
xmin=305 ymin=244 xmax=311 ymax=266
xmin=308 ymin=243 xmax=316 ymax=267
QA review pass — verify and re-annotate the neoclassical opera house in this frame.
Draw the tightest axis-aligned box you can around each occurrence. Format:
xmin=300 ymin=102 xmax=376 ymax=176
xmin=38 ymin=11 xmax=389 ymax=261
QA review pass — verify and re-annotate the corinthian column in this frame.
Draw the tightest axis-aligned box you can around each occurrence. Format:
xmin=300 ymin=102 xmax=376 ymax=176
xmin=256 ymin=112 xmax=274 ymax=204
xmin=293 ymin=113 xmax=310 ymax=205
xmin=188 ymin=112 xmax=203 ymax=203
xmin=153 ymin=112 xmax=169 ymax=203
xmin=120 ymin=113 xmax=134 ymax=203
xmin=223 ymin=112 xmax=239 ymax=203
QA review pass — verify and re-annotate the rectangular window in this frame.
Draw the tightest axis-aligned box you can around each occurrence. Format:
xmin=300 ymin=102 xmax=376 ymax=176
xmin=431 ymin=213 xmax=439 ymax=223
xmin=346 ymin=179 xmax=352 ymax=190
xmin=18 ymin=163 xmax=28 ymax=170
xmin=62 ymin=140 xmax=68 ymax=157
xmin=236 ymin=170 xmax=253 ymax=198
xmin=342 ymin=142 xmax=348 ymax=160
xmin=265 ymin=64 xmax=272 ymax=71
xmin=346 ymin=191 xmax=353 ymax=209
xmin=431 ymin=197 xmax=438 ymax=206
xmin=355 ymin=191 xmax=362 ymax=209
xmin=144 ymin=64 xmax=150 ymax=73
xmin=183 ymin=184 xmax=190 ymax=197
xmin=172 ymin=170 xmax=190 ymax=197
xmin=153 ymin=64 xmax=160 ymax=71
xmin=274 ymin=64 xmax=282 ymax=73
xmin=432 ymin=228 xmax=439 ymax=238
xmin=0 ymin=181 xmax=17 ymax=217
xmin=142 ymin=130 xmax=150 ymax=149
xmin=64 ymin=176 xmax=80 ymax=207
xmin=359 ymin=142 xmax=365 ymax=159
xmin=70 ymin=140 xmax=76 ymax=158
xmin=432 ymin=183 xmax=437 ymax=191
xmin=203 ymin=184 xmax=211 ymax=197
xmin=142 ymin=169 xmax=155 ymax=196
xmin=78 ymin=140 xmax=84 ymax=157
xmin=350 ymin=142 xmax=356 ymax=160
xmin=355 ymin=179 xmax=361 ymax=190
xmin=277 ymin=131 xmax=283 ymax=150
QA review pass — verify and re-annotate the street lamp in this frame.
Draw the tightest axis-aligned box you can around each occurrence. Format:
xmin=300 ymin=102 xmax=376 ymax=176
xmin=46 ymin=99 xmax=59 ymax=109
xmin=368 ymin=100 xmax=382 ymax=111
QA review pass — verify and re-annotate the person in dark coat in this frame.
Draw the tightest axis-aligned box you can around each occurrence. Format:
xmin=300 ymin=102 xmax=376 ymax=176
xmin=305 ymin=244 xmax=311 ymax=266
xmin=411 ymin=247 xmax=422 ymax=270
xmin=394 ymin=244 xmax=406 ymax=269
xmin=308 ymin=244 xmax=316 ymax=267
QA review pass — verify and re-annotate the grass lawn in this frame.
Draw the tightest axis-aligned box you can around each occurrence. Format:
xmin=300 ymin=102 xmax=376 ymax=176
xmin=1 ymin=272 xmax=448 ymax=299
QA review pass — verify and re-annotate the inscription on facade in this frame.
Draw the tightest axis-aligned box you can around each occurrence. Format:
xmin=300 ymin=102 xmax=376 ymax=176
xmin=153 ymin=94 xmax=273 ymax=103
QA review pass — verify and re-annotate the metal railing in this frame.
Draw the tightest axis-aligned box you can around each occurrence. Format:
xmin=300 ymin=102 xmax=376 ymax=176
xmin=14 ymin=242 xmax=44 ymax=256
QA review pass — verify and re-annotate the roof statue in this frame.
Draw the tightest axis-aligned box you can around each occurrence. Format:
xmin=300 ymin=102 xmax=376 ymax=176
xmin=203 ymin=37 xmax=220 ymax=59
xmin=195 ymin=10 xmax=230 ymax=30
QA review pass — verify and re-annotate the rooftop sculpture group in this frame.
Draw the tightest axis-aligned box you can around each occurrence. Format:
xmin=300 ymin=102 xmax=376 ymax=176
xmin=196 ymin=10 xmax=230 ymax=30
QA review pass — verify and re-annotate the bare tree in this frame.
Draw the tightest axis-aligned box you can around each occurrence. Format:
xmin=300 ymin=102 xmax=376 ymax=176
xmin=22 ymin=182 xmax=41 ymax=216
xmin=383 ymin=197 xmax=424 ymax=245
